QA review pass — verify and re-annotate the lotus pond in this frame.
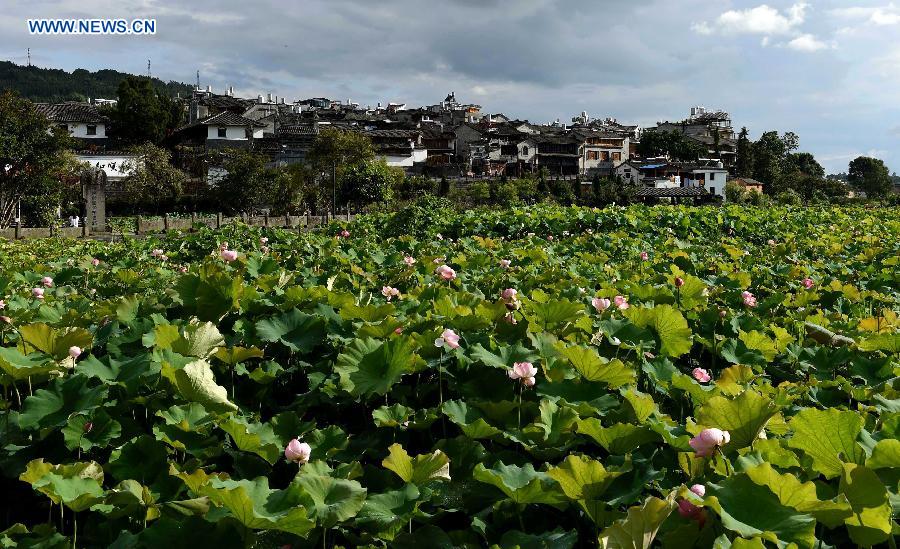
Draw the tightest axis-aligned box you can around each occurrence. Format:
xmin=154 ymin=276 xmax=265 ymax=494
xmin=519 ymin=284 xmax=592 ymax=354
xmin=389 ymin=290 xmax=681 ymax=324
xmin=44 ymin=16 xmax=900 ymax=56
xmin=1 ymin=204 xmax=899 ymax=548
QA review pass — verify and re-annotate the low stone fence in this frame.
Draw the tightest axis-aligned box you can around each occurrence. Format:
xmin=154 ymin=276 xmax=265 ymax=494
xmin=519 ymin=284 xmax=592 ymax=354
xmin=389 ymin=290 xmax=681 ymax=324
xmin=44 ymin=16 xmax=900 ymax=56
xmin=0 ymin=212 xmax=355 ymax=240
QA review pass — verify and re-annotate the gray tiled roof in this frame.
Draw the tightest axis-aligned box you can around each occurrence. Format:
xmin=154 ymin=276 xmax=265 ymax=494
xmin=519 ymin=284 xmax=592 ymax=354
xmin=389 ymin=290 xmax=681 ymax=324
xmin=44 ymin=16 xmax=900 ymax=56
xmin=34 ymin=102 xmax=107 ymax=123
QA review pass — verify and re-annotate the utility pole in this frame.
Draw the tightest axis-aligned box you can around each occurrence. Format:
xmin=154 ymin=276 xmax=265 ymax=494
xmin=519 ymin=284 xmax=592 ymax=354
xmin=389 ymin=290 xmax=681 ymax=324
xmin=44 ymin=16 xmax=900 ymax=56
xmin=331 ymin=161 xmax=337 ymax=218
xmin=26 ymin=48 xmax=31 ymax=67
xmin=147 ymin=59 xmax=151 ymax=78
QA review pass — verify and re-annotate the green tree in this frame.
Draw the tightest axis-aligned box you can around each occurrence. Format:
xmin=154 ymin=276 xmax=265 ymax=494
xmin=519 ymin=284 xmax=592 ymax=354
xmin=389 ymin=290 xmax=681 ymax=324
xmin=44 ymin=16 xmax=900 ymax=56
xmin=340 ymin=159 xmax=403 ymax=206
xmin=637 ymin=130 xmax=704 ymax=162
xmin=735 ymin=127 xmax=753 ymax=178
xmin=108 ymin=76 xmax=181 ymax=145
xmin=119 ymin=144 xmax=187 ymax=212
xmin=784 ymin=152 xmax=824 ymax=178
xmin=0 ymin=91 xmax=72 ymax=227
xmin=306 ymin=128 xmax=375 ymax=210
xmin=211 ymin=150 xmax=275 ymax=214
xmin=751 ymin=131 xmax=799 ymax=193
xmin=268 ymin=163 xmax=325 ymax=215
xmin=848 ymin=156 xmax=892 ymax=197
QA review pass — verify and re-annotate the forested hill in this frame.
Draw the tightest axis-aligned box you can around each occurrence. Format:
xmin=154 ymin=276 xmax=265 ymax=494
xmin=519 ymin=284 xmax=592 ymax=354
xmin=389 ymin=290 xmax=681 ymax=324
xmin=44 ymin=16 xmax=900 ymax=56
xmin=0 ymin=61 xmax=194 ymax=102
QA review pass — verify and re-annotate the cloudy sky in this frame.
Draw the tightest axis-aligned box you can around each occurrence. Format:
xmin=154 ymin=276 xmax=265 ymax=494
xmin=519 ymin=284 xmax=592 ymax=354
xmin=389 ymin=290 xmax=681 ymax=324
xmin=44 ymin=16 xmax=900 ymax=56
xmin=2 ymin=0 xmax=898 ymax=173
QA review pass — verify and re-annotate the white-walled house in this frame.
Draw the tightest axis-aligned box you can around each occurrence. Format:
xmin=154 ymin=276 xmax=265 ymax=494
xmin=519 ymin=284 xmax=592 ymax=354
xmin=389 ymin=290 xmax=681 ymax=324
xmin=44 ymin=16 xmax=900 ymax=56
xmin=681 ymin=164 xmax=729 ymax=200
xmin=35 ymin=102 xmax=108 ymax=141
xmin=171 ymin=111 xmax=267 ymax=149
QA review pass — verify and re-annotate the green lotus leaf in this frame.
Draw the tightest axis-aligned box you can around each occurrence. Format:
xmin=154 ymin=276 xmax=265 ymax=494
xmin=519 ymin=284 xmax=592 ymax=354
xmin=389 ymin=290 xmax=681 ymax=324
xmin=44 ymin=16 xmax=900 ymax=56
xmin=19 ymin=373 xmax=107 ymax=431
xmin=500 ymin=528 xmax=579 ymax=549
xmin=547 ymin=455 xmax=626 ymax=525
xmin=0 ymin=347 xmax=60 ymax=381
xmin=786 ymin=407 xmax=866 ymax=479
xmin=18 ymin=323 xmax=93 ymax=362
xmin=469 ymin=342 xmax=540 ymax=371
xmin=743 ymin=462 xmax=852 ymax=527
xmin=577 ymin=420 xmax=659 ymax=455
xmin=164 ymin=358 xmax=238 ymax=412
xmin=335 ymin=337 xmax=424 ymax=397
xmin=524 ymin=298 xmax=585 ymax=331
xmin=530 ymin=398 xmax=579 ymax=445
xmin=857 ymin=332 xmax=900 ymax=353
xmin=255 ymin=308 xmax=326 ymax=353
xmin=442 ymin=400 xmax=503 ymax=439
xmin=705 ymin=474 xmax=816 ymax=549
xmin=373 ymin=403 xmax=414 ymax=428
xmin=19 ymin=459 xmax=105 ymax=512
xmin=738 ymin=330 xmax=777 ymax=362
xmin=199 ymin=477 xmax=315 ymax=537
xmin=213 ymin=346 xmax=264 ymax=365
xmin=354 ymin=484 xmax=420 ymax=540
xmin=295 ymin=472 xmax=367 ymax=528
xmin=839 ymin=463 xmax=893 ymax=546
xmin=473 ymin=462 xmax=565 ymax=506
xmin=866 ymin=438 xmax=900 ymax=469
xmin=556 ymin=344 xmax=635 ymax=387
xmin=696 ymin=390 xmax=779 ymax=450
xmin=625 ymin=305 xmax=693 ymax=358
xmin=382 ymin=443 xmax=450 ymax=485
xmin=62 ymin=408 xmax=122 ymax=452
xmin=220 ymin=414 xmax=282 ymax=464
xmin=598 ymin=493 xmax=675 ymax=549
xmin=170 ymin=321 xmax=225 ymax=358
xmin=675 ymin=275 xmax=709 ymax=310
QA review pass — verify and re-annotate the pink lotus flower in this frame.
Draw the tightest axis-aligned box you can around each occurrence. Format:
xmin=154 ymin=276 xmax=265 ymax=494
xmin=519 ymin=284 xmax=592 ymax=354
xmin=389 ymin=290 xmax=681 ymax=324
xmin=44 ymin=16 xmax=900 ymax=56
xmin=339 ymin=230 xmax=350 ymax=238
xmin=394 ymin=326 xmax=404 ymax=334
xmin=692 ymin=368 xmax=711 ymax=383
xmin=508 ymin=361 xmax=538 ymax=380
xmin=261 ymin=246 xmax=270 ymax=254
xmin=433 ymin=257 xmax=445 ymax=264
xmin=767 ymin=239 xmax=776 ymax=247
xmin=219 ymin=242 xmax=229 ymax=251
xmin=613 ymin=295 xmax=629 ymax=310
xmin=499 ymin=259 xmax=511 ymax=269
xmin=151 ymin=249 xmax=164 ymax=258
xmin=522 ymin=376 xmax=536 ymax=387
xmin=381 ymin=286 xmax=400 ymax=301
xmin=41 ymin=276 xmax=53 ymax=288
xmin=0 ymin=300 xmax=5 ymax=310
xmin=68 ymin=346 xmax=82 ymax=359
xmin=435 ymin=264 xmax=456 ymax=281
xmin=802 ymin=277 xmax=814 ymax=289
xmin=674 ymin=277 xmax=684 ymax=288
xmin=639 ymin=251 xmax=649 ymax=261
xmin=677 ymin=484 xmax=707 ymax=520
xmin=501 ymin=288 xmax=518 ymax=301
xmin=741 ymin=290 xmax=757 ymax=308
xmin=160 ymin=255 xmax=168 ymax=262
xmin=434 ymin=328 xmax=461 ymax=350
xmin=0 ymin=316 xmax=11 ymax=324
xmin=689 ymin=428 xmax=730 ymax=457
xmin=179 ymin=266 xmax=188 ymax=274
xmin=221 ymin=249 xmax=238 ymax=262
xmin=547 ymin=235 xmax=554 ymax=241
xmin=260 ymin=237 xmax=269 ymax=244
xmin=284 ymin=439 xmax=311 ymax=464
xmin=91 ymin=258 xmax=100 ymax=267
xmin=32 ymin=288 xmax=44 ymax=299
xmin=404 ymin=256 xmax=416 ymax=266
xmin=592 ymin=297 xmax=611 ymax=313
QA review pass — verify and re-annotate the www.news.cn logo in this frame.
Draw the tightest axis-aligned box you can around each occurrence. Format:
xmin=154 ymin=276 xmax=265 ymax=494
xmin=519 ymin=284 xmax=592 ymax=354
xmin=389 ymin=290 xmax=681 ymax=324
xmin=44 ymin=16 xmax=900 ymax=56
xmin=28 ymin=19 xmax=156 ymax=35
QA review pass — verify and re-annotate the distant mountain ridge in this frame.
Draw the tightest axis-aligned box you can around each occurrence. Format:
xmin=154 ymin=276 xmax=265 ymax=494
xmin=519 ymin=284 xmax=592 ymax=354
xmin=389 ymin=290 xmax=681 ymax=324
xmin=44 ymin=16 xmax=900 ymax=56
xmin=0 ymin=60 xmax=194 ymax=103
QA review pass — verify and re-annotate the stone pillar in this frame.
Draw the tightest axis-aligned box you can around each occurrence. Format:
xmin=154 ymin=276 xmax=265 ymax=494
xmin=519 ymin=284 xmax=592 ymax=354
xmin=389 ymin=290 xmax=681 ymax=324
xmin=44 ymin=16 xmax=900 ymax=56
xmin=81 ymin=168 xmax=107 ymax=232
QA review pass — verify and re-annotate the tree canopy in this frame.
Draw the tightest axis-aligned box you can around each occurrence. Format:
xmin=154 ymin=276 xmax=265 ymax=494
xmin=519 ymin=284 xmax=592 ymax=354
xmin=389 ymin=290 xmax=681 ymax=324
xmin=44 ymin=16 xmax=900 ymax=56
xmin=848 ymin=156 xmax=892 ymax=197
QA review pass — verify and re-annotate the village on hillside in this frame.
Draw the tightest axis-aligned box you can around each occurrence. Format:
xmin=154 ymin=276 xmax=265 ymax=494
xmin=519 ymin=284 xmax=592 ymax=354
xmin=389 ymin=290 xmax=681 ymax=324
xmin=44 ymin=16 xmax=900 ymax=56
xmin=38 ymin=87 xmax=750 ymax=203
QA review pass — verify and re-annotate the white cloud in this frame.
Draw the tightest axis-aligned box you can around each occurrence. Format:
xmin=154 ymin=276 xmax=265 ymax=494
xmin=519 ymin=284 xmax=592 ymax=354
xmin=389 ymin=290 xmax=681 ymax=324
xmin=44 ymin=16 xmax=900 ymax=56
xmin=786 ymin=34 xmax=830 ymax=52
xmin=690 ymin=21 xmax=713 ymax=35
xmin=715 ymin=3 xmax=808 ymax=35
xmin=830 ymin=3 xmax=900 ymax=26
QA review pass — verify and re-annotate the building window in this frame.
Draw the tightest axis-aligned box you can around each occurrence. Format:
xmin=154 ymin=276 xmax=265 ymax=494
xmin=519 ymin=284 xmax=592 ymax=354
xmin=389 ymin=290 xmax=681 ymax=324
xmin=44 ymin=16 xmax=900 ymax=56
xmin=217 ymin=127 xmax=227 ymax=138
xmin=612 ymin=152 xmax=621 ymax=161
xmin=587 ymin=150 xmax=599 ymax=160
xmin=710 ymin=172 xmax=716 ymax=181
xmin=710 ymin=186 xmax=716 ymax=195
xmin=522 ymin=146 xmax=529 ymax=156
xmin=601 ymin=151 xmax=610 ymax=161
xmin=86 ymin=125 xmax=97 ymax=136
